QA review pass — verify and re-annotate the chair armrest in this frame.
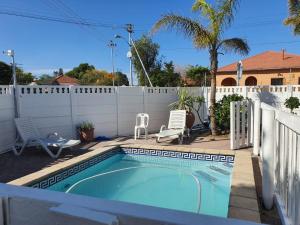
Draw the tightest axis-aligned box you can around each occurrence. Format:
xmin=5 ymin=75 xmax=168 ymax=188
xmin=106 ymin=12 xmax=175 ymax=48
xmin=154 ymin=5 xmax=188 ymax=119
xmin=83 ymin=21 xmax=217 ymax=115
xmin=160 ymin=125 xmax=166 ymax=132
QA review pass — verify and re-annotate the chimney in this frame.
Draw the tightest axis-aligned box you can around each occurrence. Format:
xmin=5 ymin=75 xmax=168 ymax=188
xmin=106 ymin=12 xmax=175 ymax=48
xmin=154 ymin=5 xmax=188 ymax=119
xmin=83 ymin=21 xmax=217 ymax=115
xmin=282 ymin=49 xmax=285 ymax=60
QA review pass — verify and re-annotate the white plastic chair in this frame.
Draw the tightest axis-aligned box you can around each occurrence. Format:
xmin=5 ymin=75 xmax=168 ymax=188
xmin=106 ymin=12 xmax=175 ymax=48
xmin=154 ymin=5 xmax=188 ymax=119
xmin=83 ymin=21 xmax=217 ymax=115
xmin=13 ymin=117 xmax=80 ymax=158
xmin=155 ymin=110 xmax=186 ymax=144
xmin=134 ymin=113 xmax=149 ymax=140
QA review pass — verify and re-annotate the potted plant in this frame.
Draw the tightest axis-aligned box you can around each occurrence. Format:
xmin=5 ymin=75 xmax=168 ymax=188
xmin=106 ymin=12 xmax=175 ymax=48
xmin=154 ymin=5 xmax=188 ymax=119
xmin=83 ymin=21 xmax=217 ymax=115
xmin=169 ymin=88 xmax=195 ymax=129
xmin=77 ymin=121 xmax=94 ymax=142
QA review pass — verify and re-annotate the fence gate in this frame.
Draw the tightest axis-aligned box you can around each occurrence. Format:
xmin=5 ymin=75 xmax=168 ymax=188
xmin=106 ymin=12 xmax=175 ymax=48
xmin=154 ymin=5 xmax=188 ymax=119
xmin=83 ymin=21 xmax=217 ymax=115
xmin=230 ymin=100 xmax=253 ymax=150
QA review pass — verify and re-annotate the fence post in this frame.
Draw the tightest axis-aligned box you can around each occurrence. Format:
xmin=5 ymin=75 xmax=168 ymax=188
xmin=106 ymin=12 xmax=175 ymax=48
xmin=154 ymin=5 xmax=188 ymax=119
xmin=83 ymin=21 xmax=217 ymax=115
xmin=262 ymin=107 xmax=275 ymax=210
xmin=230 ymin=102 xmax=236 ymax=150
xmin=253 ymin=100 xmax=261 ymax=156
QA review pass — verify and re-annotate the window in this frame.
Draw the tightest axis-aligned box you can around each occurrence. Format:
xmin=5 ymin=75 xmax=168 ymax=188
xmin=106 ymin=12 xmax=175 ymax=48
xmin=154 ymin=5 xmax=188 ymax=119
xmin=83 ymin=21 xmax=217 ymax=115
xmin=271 ymin=78 xmax=283 ymax=85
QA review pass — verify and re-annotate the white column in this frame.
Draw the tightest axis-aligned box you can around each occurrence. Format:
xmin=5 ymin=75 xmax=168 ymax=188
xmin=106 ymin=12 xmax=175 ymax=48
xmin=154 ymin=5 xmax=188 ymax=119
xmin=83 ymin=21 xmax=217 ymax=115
xmin=262 ymin=107 xmax=275 ymax=210
xmin=253 ymin=100 xmax=261 ymax=155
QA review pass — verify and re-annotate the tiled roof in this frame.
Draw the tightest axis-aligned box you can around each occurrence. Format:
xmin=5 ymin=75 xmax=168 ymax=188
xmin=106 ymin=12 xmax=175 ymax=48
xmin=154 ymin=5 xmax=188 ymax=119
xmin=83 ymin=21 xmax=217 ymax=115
xmin=52 ymin=75 xmax=79 ymax=85
xmin=218 ymin=51 xmax=300 ymax=73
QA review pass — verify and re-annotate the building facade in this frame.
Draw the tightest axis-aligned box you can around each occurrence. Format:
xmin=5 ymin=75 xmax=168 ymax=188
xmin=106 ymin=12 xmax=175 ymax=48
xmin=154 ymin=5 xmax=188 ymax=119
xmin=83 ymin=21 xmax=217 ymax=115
xmin=217 ymin=51 xmax=300 ymax=86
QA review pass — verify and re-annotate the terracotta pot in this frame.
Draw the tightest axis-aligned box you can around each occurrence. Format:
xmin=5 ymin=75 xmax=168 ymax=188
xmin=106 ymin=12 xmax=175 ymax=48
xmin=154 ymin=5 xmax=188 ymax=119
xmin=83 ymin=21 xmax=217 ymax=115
xmin=186 ymin=111 xmax=195 ymax=129
xmin=79 ymin=128 xmax=94 ymax=142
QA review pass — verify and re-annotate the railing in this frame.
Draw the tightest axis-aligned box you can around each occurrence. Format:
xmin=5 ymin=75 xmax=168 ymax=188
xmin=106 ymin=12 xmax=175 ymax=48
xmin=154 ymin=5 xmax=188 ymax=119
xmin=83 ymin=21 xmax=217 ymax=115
xmin=230 ymin=100 xmax=253 ymax=150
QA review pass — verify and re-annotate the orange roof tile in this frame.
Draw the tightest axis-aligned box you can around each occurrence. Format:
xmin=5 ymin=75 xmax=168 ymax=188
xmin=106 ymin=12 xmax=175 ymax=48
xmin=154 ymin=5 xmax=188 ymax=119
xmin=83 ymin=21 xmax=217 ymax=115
xmin=52 ymin=75 xmax=79 ymax=85
xmin=218 ymin=51 xmax=300 ymax=73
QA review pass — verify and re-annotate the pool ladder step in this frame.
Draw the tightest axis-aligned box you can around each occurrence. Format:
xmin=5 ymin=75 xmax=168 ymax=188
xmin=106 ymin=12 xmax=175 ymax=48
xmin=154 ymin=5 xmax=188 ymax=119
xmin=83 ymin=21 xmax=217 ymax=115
xmin=194 ymin=170 xmax=217 ymax=182
xmin=208 ymin=166 xmax=230 ymax=175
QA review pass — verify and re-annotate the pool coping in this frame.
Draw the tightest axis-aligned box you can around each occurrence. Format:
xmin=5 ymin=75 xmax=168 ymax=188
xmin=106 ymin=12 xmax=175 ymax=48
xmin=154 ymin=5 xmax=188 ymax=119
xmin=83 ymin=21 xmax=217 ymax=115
xmin=8 ymin=144 xmax=260 ymax=223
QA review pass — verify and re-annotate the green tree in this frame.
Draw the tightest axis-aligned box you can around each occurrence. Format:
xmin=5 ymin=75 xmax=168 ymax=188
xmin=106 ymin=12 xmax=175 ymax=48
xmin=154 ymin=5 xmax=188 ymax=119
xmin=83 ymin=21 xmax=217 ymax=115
xmin=0 ymin=61 xmax=34 ymax=85
xmin=152 ymin=0 xmax=249 ymax=136
xmin=36 ymin=74 xmax=55 ymax=85
xmin=80 ymin=70 xmax=111 ymax=85
xmin=284 ymin=0 xmax=300 ymax=34
xmin=151 ymin=61 xmax=181 ymax=87
xmin=65 ymin=63 xmax=95 ymax=80
xmin=284 ymin=96 xmax=300 ymax=113
xmin=0 ymin=61 xmax=12 ymax=85
xmin=185 ymin=65 xmax=210 ymax=86
xmin=131 ymin=35 xmax=160 ymax=86
xmin=115 ymin=72 xmax=129 ymax=86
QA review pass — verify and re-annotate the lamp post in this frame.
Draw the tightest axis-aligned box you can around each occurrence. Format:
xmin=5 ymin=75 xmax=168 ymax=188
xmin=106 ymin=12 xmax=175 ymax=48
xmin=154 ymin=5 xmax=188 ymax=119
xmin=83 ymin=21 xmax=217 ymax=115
xmin=108 ymin=40 xmax=116 ymax=86
xmin=3 ymin=49 xmax=18 ymax=118
xmin=115 ymin=34 xmax=133 ymax=86
xmin=237 ymin=60 xmax=243 ymax=86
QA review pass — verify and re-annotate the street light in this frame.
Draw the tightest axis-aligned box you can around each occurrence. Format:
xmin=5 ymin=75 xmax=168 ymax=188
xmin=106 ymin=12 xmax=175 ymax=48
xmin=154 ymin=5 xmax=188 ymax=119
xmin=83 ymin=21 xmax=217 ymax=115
xmin=115 ymin=34 xmax=133 ymax=86
xmin=3 ymin=49 xmax=18 ymax=118
xmin=3 ymin=50 xmax=16 ymax=86
xmin=108 ymin=40 xmax=116 ymax=86
xmin=115 ymin=34 xmax=153 ymax=87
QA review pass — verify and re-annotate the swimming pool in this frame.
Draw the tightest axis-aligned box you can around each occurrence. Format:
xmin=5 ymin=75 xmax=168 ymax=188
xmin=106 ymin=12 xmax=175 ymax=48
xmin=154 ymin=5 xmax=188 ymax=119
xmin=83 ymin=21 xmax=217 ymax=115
xmin=43 ymin=148 xmax=234 ymax=218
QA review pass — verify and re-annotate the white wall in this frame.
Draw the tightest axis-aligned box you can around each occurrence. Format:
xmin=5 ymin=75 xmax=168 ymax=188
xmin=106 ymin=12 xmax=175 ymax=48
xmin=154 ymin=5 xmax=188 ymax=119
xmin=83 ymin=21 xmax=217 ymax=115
xmin=0 ymin=86 xmax=15 ymax=153
xmin=1 ymin=85 xmax=300 ymax=153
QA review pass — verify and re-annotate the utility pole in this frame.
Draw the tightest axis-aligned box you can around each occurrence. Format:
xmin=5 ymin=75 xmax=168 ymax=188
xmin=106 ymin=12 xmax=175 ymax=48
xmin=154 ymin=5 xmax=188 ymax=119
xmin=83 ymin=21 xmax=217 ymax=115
xmin=3 ymin=49 xmax=18 ymax=118
xmin=108 ymin=40 xmax=116 ymax=86
xmin=126 ymin=24 xmax=134 ymax=86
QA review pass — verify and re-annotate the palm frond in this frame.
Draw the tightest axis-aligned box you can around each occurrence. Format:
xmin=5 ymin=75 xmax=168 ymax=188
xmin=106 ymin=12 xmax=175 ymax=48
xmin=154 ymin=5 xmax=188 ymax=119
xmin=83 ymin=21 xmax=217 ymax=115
xmin=218 ymin=0 xmax=240 ymax=29
xmin=192 ymin=0 xmax=215 ymax=19
xmin=284 ymin=16 xmax=300 ymax=34
xmin=287 ymin=0 xmax=300 ymax=15
xmin=151 ymin=14 xmax=210 ymax=43
xmin=218 ymin=38 xmax=249 ymax=55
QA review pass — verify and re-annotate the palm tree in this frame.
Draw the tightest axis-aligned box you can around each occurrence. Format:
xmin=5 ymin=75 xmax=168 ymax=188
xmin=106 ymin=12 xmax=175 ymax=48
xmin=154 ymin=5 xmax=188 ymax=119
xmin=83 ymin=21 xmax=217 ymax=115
xmin=151 ymin=0 xmax=249 ymax=136
xmin=284 ymin=0 xmax=300 ymax=34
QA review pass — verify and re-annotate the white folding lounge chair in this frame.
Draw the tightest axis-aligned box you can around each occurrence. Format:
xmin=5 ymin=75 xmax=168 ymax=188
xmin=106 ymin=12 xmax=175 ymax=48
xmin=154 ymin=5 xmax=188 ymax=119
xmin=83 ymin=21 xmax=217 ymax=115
xmin=155 ymin=110 xmax=186 ymax=144
xmin=13 ymin=117 xmax=80 ymax=158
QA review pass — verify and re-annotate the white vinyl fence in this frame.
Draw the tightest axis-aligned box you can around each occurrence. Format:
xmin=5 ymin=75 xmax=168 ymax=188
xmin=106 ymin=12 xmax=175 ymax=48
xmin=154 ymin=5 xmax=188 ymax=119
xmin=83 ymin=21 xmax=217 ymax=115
xmin=258 ymin=103 xmax=300 ymax=225
xmin=0 ymin=86 xmax=15 ymax=154
xmin=232 ymin=99 xmax=300 ymax=225
xmin=230 ymin=100 xmax=253 ymax=150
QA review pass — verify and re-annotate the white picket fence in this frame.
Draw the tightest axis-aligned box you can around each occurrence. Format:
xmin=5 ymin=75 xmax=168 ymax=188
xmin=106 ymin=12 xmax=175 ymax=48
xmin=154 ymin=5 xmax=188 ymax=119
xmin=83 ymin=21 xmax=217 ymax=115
xmin=230 ymin=100 xmax=253 ymax=150
xmin=231 ymin=99 xmax=300 ymax=225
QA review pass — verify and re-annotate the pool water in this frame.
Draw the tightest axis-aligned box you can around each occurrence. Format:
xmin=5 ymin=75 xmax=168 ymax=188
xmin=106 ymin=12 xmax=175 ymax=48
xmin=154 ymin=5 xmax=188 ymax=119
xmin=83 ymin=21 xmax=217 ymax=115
xmin=48 ymin=153 xmax=233 ymax=217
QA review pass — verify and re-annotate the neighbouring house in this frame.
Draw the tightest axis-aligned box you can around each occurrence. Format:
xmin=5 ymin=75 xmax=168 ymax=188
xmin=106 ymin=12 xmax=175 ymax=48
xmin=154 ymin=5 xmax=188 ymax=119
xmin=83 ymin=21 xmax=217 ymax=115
xmin=52 ymin=75 xmax=79 ymax=85
xmin=217 ymin=50 xmax=300 ymax=86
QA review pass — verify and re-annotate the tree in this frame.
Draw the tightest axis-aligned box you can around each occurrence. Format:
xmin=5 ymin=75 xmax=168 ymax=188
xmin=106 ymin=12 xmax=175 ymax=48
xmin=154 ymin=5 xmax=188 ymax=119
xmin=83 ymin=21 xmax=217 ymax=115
xmin=0 ymin=61 xmax=12 ymax=85
xmin=284 ymin=96 xmax=300 ymax=113
xmin=114 ymin=72 xmax=129 ymax=86
xmin=0 ymin=61 xmax=34 ymax=85
xmin=151 ymin=61 xmax=181 ymax=87
xmin=185 ymin=65 xmax=210 ymax=86
xmin=152 ymin=0 xmax=249 ymax=136
xmin=284 ymin=0 xmax=300 ymax=34
xmin=131 ymin=35 xmax=160 ymax=86
xmin=36 ymin=74 xmax=55 ymax=85
xmin=65 ymin=63 xmax=95 ymax=80
xmin=80 ymin=70 xmax=111 ymax=85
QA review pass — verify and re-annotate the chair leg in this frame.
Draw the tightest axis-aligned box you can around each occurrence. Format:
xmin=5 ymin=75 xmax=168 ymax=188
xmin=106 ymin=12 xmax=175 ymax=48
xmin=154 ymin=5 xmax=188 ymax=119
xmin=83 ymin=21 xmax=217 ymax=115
xmin=38 ymin=140 xmax=60 ymax=158
xmin=134 ymin=127 xmax=137 ymax=140
xmin=12 ymin=141 xmax=28 ymax=156
xmin=145 ymin=129 xmax=148 ymax=139
xmin=138 ymin=129 xmax=140 ymax=138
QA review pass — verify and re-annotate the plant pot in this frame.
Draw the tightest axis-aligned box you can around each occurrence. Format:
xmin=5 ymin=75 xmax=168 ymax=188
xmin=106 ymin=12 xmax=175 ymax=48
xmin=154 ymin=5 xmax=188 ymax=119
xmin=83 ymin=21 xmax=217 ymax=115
xmin=79 ymin=128 xmax=94 ymax=142
xmin=186 ymin=111 xmax=195 ymax=129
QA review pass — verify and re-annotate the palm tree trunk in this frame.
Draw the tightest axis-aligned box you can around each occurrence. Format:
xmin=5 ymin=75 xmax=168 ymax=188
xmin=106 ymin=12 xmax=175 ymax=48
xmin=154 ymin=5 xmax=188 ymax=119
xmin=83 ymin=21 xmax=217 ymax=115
xmin=209 ymin=49 xmax=218 ymax=136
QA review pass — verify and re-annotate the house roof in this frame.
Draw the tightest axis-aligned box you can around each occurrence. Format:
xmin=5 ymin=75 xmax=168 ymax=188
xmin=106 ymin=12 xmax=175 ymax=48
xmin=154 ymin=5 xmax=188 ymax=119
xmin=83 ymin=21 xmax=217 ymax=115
xmin=52 ymin=75 xmax=79 ymax=85
xmin=218 ymin=51 xmax=300 ymax=73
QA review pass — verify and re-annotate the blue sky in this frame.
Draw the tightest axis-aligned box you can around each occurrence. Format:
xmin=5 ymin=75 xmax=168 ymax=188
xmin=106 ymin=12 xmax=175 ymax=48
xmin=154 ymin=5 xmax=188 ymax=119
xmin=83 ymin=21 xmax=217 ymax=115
xmin=0 ymin=0 xmax=299 ymax=80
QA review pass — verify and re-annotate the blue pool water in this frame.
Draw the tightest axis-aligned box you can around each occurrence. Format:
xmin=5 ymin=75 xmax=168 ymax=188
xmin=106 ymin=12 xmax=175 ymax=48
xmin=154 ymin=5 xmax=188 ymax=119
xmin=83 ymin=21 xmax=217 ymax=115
xmin=48 ymin=153 xmax=233 ymax=217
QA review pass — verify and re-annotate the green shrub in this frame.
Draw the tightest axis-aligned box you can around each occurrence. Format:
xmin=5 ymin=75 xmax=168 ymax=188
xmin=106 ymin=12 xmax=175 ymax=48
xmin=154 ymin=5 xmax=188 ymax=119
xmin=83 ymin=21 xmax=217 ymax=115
xmin=284 ymin=96 xmax=300 ymax=113
xmin=77 ymin=121 xmax=94 ymax=131
xmin=215 ymin=94 xmax=244 ymax=132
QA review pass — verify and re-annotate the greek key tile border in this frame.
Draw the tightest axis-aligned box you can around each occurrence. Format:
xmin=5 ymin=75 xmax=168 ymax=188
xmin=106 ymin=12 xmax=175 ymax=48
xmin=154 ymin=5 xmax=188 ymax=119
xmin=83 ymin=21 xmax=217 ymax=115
xmin=30 ymin=148 xmax=122 ymax=189
xmin=30 ymin=147 xmax=234 ymax=189
xmin=122 ymin=148 xmax=235 ymax=163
